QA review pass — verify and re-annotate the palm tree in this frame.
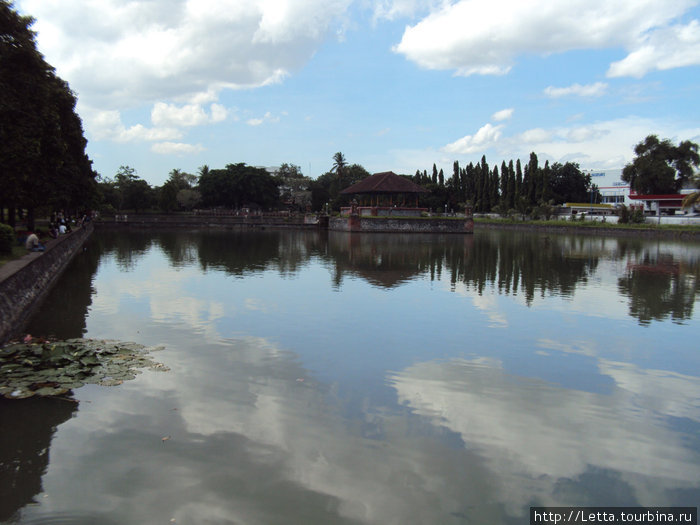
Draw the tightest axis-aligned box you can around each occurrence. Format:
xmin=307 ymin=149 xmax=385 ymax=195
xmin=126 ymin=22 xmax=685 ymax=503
xmin=682 ymin=174 xmax=700 ymax=212
xmin=331 ymin=152 xmax=347 ymax=188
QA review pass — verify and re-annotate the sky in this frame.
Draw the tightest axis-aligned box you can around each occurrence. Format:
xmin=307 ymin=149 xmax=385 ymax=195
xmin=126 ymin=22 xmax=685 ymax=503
xmin=14 ymin=0 xmax=700 ymax=186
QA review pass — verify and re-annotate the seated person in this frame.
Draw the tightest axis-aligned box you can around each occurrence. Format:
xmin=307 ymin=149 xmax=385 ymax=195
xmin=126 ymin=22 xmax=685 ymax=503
xmin=58 ymin=223 xmax=67 ymax=235
xmin=25 ymin=231 xmax=45 ymax=252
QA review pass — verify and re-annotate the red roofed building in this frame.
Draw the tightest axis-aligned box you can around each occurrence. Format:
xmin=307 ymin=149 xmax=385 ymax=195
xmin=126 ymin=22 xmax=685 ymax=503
xmin=628 ymin=191 xmax=687 ymax=215
xmin=340 ymin=171 xmax=430 ymax=216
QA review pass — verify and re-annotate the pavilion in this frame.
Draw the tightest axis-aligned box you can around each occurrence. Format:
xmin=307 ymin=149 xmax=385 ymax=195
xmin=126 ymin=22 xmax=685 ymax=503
xmin=339 ymin=171 xmax=430 ymax=216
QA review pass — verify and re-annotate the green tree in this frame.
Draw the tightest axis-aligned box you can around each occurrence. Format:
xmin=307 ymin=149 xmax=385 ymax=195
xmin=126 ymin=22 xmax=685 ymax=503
xmin=331 ymin=152 xmax=347 ymax=190
xmin=198 ymin=163 xmax=279 ymax=209
xmin=0 ymin=0 xmax=96 ymax=228
xmin=549 ymin=162 xmax=591 ymax=204
xmin=276 ymin=163 xmax=311 ymax=210
xmin=622 ymin=135 xmax=700 ymax=194
xmin=159 ymin=168 xmax=196 ymax=212
xmin=123 ymin=179 xmax=154 ymax=212
xmin=176 ymin=189 xmax=201 ymax=211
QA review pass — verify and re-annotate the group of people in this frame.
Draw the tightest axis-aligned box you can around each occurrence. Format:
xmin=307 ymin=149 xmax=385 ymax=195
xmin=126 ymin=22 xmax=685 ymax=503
xmin=25 ymin=210 xmax=94 ymax=252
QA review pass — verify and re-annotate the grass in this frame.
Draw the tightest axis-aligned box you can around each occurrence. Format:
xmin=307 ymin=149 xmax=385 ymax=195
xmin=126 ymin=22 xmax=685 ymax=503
xmin=475 ymin=216 xmax=700 ymax=234
xmin=0 ymin=245 xmax=30 ymax=268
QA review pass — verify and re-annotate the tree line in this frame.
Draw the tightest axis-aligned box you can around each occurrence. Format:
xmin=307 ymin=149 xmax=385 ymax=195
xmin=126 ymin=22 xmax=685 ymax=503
xmin=1 ymin=0 xmax=97 ymax=230
xmin=409 ymin=153 xmax=598 ymax=217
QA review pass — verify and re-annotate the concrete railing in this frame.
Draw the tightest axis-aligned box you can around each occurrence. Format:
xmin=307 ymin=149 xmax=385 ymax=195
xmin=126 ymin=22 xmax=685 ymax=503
xmin=0 ymin=223 xmax=93 ymax=344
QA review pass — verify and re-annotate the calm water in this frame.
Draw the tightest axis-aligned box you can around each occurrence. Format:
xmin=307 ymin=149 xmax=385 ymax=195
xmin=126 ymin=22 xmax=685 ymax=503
xmin=2 ymin=229 xmax=700 ymax=524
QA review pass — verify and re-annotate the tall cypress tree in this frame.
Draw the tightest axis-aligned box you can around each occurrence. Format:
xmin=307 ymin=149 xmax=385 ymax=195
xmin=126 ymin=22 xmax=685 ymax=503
xmin=540 ymin=160 xmax=551 ymax=203
xmin=507 ymin=160 xmax=516 ymax=209
xmin=500 ymin=161 xmax=508 ymax=207
xmin=491 ymin=165 xmax=500 ymax=211
xmin=527 ymin=152 xmax=539 ymax=206
xmin=452 ymin=161 xmax=461 ymax=197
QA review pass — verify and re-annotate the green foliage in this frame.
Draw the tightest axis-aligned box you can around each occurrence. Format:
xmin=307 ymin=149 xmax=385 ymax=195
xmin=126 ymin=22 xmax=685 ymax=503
xmin=276 ymin=163 xmax=312 ymax=209
xmin=157 ymin=168 xmax=197 ymax=212
xmin=548 ymin=162 xmax=591 ymax=204
xmin=532 ymin=201 xmax=555 ymax=221
xmin=618 ymin=204 xmax=645 ymax=224
xmin=176 ymin=189 xmax=201 ymax=210
xmin=0 ymin=1 xmax=97 ymax=227
xmin=123 ymin=179 xmax=154 ymax=212
xmin=310 ymin=163 xmax=370 ymax=211
xmin=0 ymin=339 xmax=169 ymax=399
xmin=198 ymin=163 xmax=280 ymax=209
xmin=0 ymin=223 xmax=15 ymax=254
xmin=622 ymin=135 xmax=700 ymax=194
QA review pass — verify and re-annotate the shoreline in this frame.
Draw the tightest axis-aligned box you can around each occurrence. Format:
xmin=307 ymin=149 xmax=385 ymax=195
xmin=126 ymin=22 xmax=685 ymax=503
xmin=474 ymin=219 xmax=700 ymax=239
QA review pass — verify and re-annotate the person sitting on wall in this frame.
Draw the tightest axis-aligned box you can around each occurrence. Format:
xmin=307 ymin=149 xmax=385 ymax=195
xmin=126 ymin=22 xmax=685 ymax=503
xmin=25 ymin=231 xmax=45 ymax=252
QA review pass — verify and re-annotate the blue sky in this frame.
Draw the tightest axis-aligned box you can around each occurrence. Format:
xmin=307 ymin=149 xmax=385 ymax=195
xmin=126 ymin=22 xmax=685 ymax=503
xmin=16 ymin=0 xmax=700 ymax=186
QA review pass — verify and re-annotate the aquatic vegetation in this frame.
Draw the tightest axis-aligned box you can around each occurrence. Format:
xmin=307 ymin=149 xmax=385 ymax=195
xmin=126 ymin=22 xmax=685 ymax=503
xmin=0 ymin=339 xmax=169 ymax=399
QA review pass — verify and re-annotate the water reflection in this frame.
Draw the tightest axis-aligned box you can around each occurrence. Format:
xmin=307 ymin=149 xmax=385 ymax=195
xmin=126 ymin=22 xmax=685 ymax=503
xmin=389 ymin=357 xmax=700 ymax=512
xmin=11 ymin=335 xmax=504 ymax=524
xmin=0 ymin=397 xmax=78 ymax=522
xmin=618 ymin=249 xmax=699 ymax=325
xmin=60 ymin=230 xmax=700 ymax=327
xmin=4 ymin=229 xmax=699 ymax=523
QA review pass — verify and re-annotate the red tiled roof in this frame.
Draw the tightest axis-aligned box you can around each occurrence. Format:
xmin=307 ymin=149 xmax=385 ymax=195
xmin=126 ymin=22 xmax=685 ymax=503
xmin=628 ymin=194 xmax=685 ymax=200
xmin=340 ymin=171 xmax=429 ymax=194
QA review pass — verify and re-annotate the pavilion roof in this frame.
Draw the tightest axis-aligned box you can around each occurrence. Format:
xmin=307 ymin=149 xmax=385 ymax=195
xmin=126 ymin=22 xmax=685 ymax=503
xmin=340 ymin=171 xmax=429 ymax=195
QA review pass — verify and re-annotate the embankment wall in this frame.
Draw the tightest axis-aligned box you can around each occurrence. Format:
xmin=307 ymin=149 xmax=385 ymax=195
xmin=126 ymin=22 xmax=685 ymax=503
xmin=330 ymin=216 xmax=474 ymax=233
xmin=0 ymin=224 xmax=93 ymax=344
xmin=96 ymin=214 xmax=315 ymax=230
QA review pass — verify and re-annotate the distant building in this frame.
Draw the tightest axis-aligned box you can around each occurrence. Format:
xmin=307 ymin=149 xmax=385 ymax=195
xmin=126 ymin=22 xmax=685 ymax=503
xmin=583 ymin=169 xmax=697 ymax=215
xmin=583 ymin=169 xmax=630 ymax=207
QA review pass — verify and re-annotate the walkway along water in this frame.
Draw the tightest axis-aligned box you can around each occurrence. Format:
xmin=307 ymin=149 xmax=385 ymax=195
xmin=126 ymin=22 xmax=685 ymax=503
xmin=0 ymin=223 xmax=93 ymax=344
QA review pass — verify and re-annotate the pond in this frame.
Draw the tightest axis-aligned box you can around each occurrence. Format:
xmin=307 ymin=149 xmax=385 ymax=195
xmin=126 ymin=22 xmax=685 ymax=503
xmin=2 ymin=229 xmax=699 ymax=524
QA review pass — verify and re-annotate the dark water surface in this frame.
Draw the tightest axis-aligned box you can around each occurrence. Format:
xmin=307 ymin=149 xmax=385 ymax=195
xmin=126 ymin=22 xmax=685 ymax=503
xmin=2 ymin=229 xmax=699 ymax=524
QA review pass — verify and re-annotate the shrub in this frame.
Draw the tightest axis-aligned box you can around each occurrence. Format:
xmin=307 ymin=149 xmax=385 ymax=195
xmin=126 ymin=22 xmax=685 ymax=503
xmin=0 ymin=223 xmax=15 ymax=254
xmin=618 ymin=204 xmax=630 ymax=224
xmin=619 ymin=204 xmax=646 ymax=224
xmin=631 ymin=207 xmax=646 ymax=224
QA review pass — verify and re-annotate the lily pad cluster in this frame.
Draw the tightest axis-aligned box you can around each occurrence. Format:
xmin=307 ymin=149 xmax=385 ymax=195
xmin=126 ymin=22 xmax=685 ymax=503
xmin=0 ymin=338 xmax=169 ymax=399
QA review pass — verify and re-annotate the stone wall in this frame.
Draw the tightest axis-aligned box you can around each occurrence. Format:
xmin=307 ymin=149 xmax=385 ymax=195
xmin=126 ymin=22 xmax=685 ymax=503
xmin=330 ymin=216 xmax=474 ymax=233
xmin=98 ymin=214 xmax=314 ymax=229
xmin=0 ymin=224 xmax=93 ymax=344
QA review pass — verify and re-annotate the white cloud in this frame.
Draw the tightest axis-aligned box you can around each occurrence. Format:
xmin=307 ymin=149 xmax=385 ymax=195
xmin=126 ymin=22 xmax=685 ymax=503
xmin=492 ymin=108 xmax=514 ymax=121
xmin=544 ymin=82 xmax=608 ymax=98
xmin=85 ymin=109 xmax=182 ymax=143
xmin=443 ymin=123 xmax=503 ymax=154
xmin=439 ymin=116 xmax=700 ymax=170
xmin=393 ymin=0 xmax=698 ymax=78
xmin=518 ymin=128 xmax=553 ymax=144
xmin=20 ymin=0 xmax=353 ymax=108
xmin=151 ymin=142 xmax=206 ymax=155
xmin=372 ymin=0 xmax=447 ymax=21
xmin=608 ymin=20 xmax=700 ymax=77
xmin=151 ymin=102 xmax=229 ymax=128
xmin=246 ymin=111 xmax=281 ymax=126
xmin=391 ymin=356 xmax=700 ymax=510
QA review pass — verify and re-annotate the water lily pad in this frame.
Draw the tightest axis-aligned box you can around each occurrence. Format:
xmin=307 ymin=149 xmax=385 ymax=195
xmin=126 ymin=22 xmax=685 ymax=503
xmin=0 ymin=338 xmax=168 ymax=398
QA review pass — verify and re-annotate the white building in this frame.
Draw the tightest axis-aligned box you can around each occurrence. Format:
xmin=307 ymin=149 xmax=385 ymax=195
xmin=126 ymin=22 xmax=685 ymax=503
xmin=583 ymin=169 xmax=631 ymax=207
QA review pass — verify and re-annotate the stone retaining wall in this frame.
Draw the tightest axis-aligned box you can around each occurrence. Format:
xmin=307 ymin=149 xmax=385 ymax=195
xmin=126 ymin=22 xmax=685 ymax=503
xmin=0 ymin=224 xmax=93 ymax=344
xmin=97 ymin=214 xmax=314 ymax=229
xmin=330 ymin=216 xmax=474 ymax=233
